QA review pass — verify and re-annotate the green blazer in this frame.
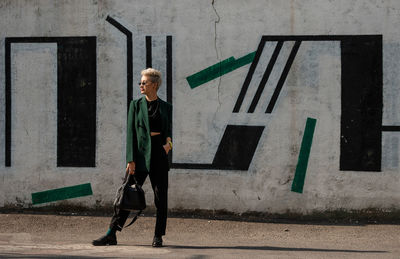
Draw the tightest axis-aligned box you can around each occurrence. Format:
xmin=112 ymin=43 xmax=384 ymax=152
xmin=126 ymin=96 xmax=172 ymax=172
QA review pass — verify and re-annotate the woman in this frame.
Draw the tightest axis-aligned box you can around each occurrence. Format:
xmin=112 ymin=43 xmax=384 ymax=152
xmin=93 ymin=68 xmax=172 ymax=247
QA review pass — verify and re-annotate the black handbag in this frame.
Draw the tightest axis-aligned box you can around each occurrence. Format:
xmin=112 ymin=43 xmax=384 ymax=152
xmin=113 ymin=173 xmax=146 ymax=228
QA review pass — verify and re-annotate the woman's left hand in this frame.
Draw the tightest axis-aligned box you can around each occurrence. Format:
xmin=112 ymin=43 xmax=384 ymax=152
xmin=163 ymin=143 xmax=171 ymax=155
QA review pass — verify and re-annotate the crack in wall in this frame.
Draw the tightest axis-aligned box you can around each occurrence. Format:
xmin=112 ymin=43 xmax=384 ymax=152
xmin=210 ymin=0 xmax=224 ymax=143
xmin=211 ymin=0 xmax=222 ymax=108
xmin=212 ymin=0 xmax=220 ymax=60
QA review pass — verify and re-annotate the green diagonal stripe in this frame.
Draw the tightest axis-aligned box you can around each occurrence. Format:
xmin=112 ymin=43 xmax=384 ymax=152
xmin=32 ymin=183 xmax=93 ymax=205
xmin=186 ymin=51 xmax=256 ymax=89
xmin=291 ymin=118 xmax=317 ymax=194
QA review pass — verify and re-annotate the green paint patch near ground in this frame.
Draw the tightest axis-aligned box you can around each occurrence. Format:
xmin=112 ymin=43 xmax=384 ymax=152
xmin=186 ymin=51 xmax=256 ymax=89
xmin=32 ymin=183 xmax=93 ymax=205
xmin=291 ymin=118 xmax=317 ymax=193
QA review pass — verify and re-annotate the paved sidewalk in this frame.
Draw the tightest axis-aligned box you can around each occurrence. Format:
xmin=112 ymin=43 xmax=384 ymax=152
xmin=0 ymin=213 xmax=399 ymax=258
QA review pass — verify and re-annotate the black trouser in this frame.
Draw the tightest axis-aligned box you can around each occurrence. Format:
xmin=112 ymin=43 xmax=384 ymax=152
xmin=110 ymin=135 xmax=169 ymax=236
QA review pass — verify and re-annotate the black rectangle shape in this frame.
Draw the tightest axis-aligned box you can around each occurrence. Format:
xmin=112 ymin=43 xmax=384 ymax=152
xmin=340 ymin=37 xmax=382 ymax=171
xmin=166 ymin=35 xmax=172 ymax=104
xmin=261 ymin=35 xmax=381 ymax=42
xmin=5 ymin=39 xmax=11 ymax=166
xmin=171 ymin=163 xmax=214 ymax=170
xmin=382 ymin=126 xmax=400 ymax=131
xmin=57 ymin=37 xmax=97 ymax=167
xmin=127 ymin=35 xmax=133 ymax=111
xmin=212 ymin=125 xmax=264 ymax=170
xmin=146 ymin=36 xmax=152 ymax=68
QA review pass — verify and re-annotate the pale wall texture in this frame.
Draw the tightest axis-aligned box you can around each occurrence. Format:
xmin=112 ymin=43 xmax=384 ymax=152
xmin=0 ymin=0 xmax=399 ymax=214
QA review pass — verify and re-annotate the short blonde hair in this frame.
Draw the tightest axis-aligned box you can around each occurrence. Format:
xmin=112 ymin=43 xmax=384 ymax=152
xmin=141 ymin=68 xmax=162 ymax=90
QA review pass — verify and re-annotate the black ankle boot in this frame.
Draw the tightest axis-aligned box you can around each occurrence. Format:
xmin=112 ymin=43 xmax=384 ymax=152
xmin=152 ymin=235 xmax=163 ymax=247
xmin=92 ymin=234 xmax=117 ymax=246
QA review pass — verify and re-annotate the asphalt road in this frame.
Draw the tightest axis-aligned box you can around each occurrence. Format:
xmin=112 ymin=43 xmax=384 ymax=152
xmin=0 ymin=213 xmax=399 ymax=258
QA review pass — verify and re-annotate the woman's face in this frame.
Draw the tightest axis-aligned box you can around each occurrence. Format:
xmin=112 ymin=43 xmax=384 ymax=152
xmin=139 ymin=75 xmax=158 ymax=96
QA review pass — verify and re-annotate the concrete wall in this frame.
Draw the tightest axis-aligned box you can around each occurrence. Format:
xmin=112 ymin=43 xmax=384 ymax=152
xmin=0 ymin=0 xmax=399 ymax=214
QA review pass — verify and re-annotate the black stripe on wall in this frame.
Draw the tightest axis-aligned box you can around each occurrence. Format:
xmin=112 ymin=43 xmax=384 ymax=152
xmin=382 ymin=126 xmax=400 ymax=131
xmin=340 ymin=37 xmax=382 ymax=172
xmin=166 ymin=35 xmax=173 ymax=104
xmin=5 ymin=37 xmax=97 ymax=167
xmin=146 ymin=36 xmax=152 ymax=68
xmin=106 ymin=16 xmax=133 ymax=112
xmin=166 ymin=35 xmax=173 ymax=165
xmin=232 ymin=39 xmax=266 ymax=113
xmin=171 ymin=163 xmax=215 ymax=170
xmin=248 ymin=41 xmax=283 ymax=113
xmin=5 ymin=39 xmax=11 ymax=167
xmin=266 ymin=41 xmax=301 ymax=113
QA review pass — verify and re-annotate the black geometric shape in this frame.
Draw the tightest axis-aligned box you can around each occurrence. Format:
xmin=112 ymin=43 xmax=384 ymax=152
xmin=166 ymin=35 xmax=173 ymax=104
xmin=172 ymin=125 xmax=264 ymax=171
xmin=227 ymin=35 xmax=383 ymax=172
xmin=5 ymin=39 xmax=11 ymax=167
xmin=382 ymin=126 xmax=400 ymax=131
xmin=5 ymin=37 xmax=97 ymax=167
xmin=56 ymin=38 xmax=97 ymax=167
xmin=340 ymin=36 xmax=382 ymax=172
xmin=171 ymin=163 xmax=214 ymax=170
xmin=265 ymin=40 xmax=301 ymax=113
xmin=248 ymin=41 xmax=283 ymax=113
xmin=146 ymin=36 xmax=152 ymax=68
xmin=212 ymin=125 xmax=265 ymax=170
xmin=232 ymin=39 xmax=266 ymax=113
xmin=166 ymin=35 xmax=173 ymax=165
xmin=106 ymin=16 xmax=133 ymax=113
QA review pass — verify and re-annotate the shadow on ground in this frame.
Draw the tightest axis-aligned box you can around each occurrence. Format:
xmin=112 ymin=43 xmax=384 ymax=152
xmin=0 ymin=254 xmax=114 ymax=259
xmin=165 ymin=244 xmax=387 ymax=254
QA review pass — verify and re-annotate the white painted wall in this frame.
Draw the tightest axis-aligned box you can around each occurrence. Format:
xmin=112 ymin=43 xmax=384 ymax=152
xmin=0 ymin=0 xmax=399 ymax=214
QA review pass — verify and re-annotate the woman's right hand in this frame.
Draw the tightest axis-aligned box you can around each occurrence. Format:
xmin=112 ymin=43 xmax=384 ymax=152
xmin=126 ymin=161 xmax=136 ymax=175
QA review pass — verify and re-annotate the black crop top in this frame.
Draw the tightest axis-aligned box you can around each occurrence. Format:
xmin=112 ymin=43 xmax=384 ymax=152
xmin=147 ymin=99 xmax=162 ymax=132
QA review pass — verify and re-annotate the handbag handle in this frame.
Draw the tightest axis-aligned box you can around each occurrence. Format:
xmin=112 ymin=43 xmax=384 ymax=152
xmin=124 ymin=172 xmax=138 ymax=185
xmin=114 ymin=172 xmax=144 ymax=229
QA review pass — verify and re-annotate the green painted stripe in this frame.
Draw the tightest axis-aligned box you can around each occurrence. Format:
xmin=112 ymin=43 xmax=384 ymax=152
xmin=32 ymin=183 xmax=93 ymax=205
xmin=291 ymin=118 xmax=317 ymax=194
xmin=186 ymin=51 xmax=256 ymax=89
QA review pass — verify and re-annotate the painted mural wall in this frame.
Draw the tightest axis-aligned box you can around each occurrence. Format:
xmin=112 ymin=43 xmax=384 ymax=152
xmin=0 ymin=0 xmax=399 ymax=214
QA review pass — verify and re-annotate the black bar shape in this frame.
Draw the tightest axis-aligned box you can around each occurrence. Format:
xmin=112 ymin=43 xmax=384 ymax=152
xmin=146 ymin=36 xmax=152 ymax=68
xmin=382 ymin=126 xmax=400 ymax=131
xmin=105 ymin=16 xmax=133 ymax=113
xmin=266 ymin=41 xmax=301 ymax=113
xmin=260 ymin=35 xmax=381 ymax=42
xmin=340 ymin=37 xmax=382 ymax=171
xmin=248 ymin=41 xmax=283 ymax=113
xmin=166 ymin=35 xmax=172 ymax=104
xmin=171 ymin=163 xmax=214 ymax=170
xmin=127 ymin=34 xmax=133 ymax=106
xmin=57 ymin=37 xmax=97 ymax=167
xmin=105 ymin=16 xmax=132 ymax=36
xmin=166 ymin=35 xmax=173 ymax=166
xmin=232 ymin=39 xmax=266 ymax=113
xmin=5 ymin=39 xmax=11 ymax=167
